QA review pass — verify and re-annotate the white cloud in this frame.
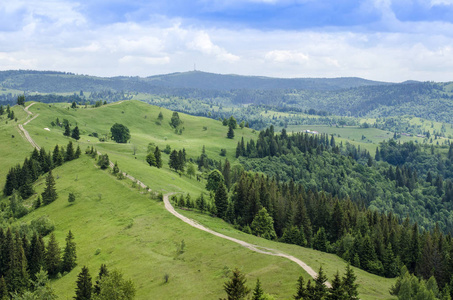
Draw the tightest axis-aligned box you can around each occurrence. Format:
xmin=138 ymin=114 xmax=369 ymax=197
xmin=265 ymin=50 xmax=309 ymax=64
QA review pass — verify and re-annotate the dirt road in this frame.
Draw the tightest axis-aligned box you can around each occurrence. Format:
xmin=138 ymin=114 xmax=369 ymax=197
xmin=163 ymin=194 xmax=330 ymax=287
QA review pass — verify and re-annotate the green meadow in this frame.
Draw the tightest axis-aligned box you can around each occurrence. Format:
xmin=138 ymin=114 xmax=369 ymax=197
xmin=2 ymin=100 xmax=397 ymax=299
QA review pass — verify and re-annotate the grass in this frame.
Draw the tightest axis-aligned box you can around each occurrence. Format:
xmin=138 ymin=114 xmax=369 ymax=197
xmin=2 ymin=100 xmax=397 ymax=299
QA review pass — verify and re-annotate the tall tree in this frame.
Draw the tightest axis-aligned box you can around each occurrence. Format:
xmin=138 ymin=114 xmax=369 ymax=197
xmin=64 ymin=123 xmax=71 ymax=137
xmin=66 ymin=141 xmax=75 ymax=161
xmin=62 ymin=230 xmax=77 ymax=273
xmin=251 ymin=279 xmax=265 ymax=300
xmin=72 ymin=126 xmax=80 ymax=140
xmin=42 ymin=170 xmax=57 ymax=205
xmin=294 ymin=276 xmax=308 ymax=300
xmin=154 ymin=146 xmax=162 ymax=168
xmin=313 ymin=266 xmax=328 ymax=299
xmin=328 ymin=271 xmax=347 ymax=300
xmin=28 ymin=233 xmax=46 ymax=280
xmin=215 ymin=182 xmax=229 ymax=218
xmin=342 ymin=264 xmax=359 ymax=300
xmin=94 ymin=264 xmax=108 ymax=295
xmin=227 ymin=125 xmax=235 ymax=139
xmin=45 ymin=233 xmax=61 ymax=277
xmin=223 ymin=268 xmax=250 ymax=300
xmin=17 ymin=95 xmax=25 ymax=106
xmin=74 ymin=266 xmax=92 ymax=300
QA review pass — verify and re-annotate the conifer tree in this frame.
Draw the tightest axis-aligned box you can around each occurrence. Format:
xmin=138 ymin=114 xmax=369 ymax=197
xmin=34 ymin=196 xmax=42 ymax=209
xmin=169 ymin=150 xmax=179 ymax=171
xmin=227 ymin=125 xmax=235 ymax=139
xmin=0 ymin=276 xmax=6 ymax=299
xmin=215 ymin=182 xmax=228 ymax=218
xmin=64 ymin=123 xmax=71 ymax=136
xmin=328 ymin=271 xmax=346 ymax=300
xmin=250 ymin=207 xmax=277 ymax=240
xmin=62 ymin=230 xmax=77 ymax=273
xmin=75 ymin=145 xmax=82 ymax=158
xmin=6 ymin=233 xmax=29 ymax=293
xmin=45 ymin=233 xmax=61 ymax=277
xmin=294 ymin=276 xmax=307 ymax=300
xmin=251 ymin=279 xmax=264 ymax=300
xmin=74 ymin=266 xmax=92 ymax=300
xmin=313 ymin=266 xmax=328 ymax=299
xmin=66 ymin=141 xmax=75 ymax=161
xmin=72 ymin=126 xmax=80 ymax=140
xmin=223 ymin=268 xmax=250 ymax=300
xmin=342 ymin=264 xmax=359 ymax=300
xmin=42 ymin=170 xmax=57 ymax=205
xmin=154 ymin=146 xmax=162 ymax=168
xmin=93 ymin=264 xmax=108 ymax=295
xmin=29 ymin=233 xmax=46 ymax=280
xmin=52 ymin=145 xmax=63 ymax=166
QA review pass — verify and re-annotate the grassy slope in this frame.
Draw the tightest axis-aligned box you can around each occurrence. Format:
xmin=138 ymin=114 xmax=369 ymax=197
xmin=0 ymin=105 xmax=34 ymax=188
xmin=5 ymin=100 xmax=396 ymax=299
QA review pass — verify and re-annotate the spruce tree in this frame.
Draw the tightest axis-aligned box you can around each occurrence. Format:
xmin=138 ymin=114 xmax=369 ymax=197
xmin=214 ymin=182 xmax=228 ymax=218
xmin=294 ymin=276 xmax=307 ymax=300
xmin=45 ymin=233 xmax=61 ymax=277
xmin=72 ymin=126 xmax=80 ymax=140
xmin=227 ymin=125 xmax=235 ymax=139
xmin=94 ymin=264 xmax=108 ymax=295
xmin=313 ymin=266 xmax=328 ymax=299
xmin=154 ymin=147 xmax=162 ymax=168
xmin=75 ymin=146 xmax=82 ymax=158
xmin=64 ymin=123 xmax=71 ymax=136
xmin=74 ymin=266 xmax=92 ymax=300
xmin=52 ymin=145 xmax=64 ymax=166
xmin=66 ymin=141 xmax=75 ymax=161
xmin=29 ymin=233 xmax=46 ymax=280
xmin=113 ymin=161 xmax=120 ymax=174
xmin=223 ymin=268 xmax=250 ymax=300
xmin=6 ymin=233 xmax=29 ymax=293
xmin=251 ymin=279 xmax=264 ymax=300
xmin=328 ymin=271 xmax=346 ymax=300
xmin=0 ymin=277 xmax=7 ymax=300
xmin=62 ymin=230 xmax=77 ymax=273
xmin=342 ymin=264 xmax=359 ymax=300
xmin=42 ymin=170 xmax=57 ymax=205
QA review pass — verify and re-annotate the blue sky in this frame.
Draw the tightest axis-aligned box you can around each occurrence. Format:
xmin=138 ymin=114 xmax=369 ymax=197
xmin=1 ymin=0 xmax=453 ymax=82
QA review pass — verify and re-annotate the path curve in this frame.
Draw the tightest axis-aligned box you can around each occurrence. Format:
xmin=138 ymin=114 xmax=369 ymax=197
xmin=163 ymin=194 xmax=331 ymax=287
xmin=17 ymin=101 xmax=330 ymax=287
xmin=18 ymin=103 xmax=41 ymax=150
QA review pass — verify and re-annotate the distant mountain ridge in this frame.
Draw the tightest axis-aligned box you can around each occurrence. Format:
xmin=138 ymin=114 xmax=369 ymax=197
xmin=0 ymin=70 xmax=390 ymax=93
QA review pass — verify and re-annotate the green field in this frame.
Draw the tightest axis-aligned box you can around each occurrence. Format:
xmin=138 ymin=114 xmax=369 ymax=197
xmin=2 ymin=101 xmax=397 ymax=299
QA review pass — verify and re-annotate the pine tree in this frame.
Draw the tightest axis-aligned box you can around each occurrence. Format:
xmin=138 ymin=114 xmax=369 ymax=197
xmin=93 ymin=264 xmax=108 ymax=295
xmin=313 ymin=266 xmax=328 ymax=299
xmin=0 ymin=277 xmax=7 ymax=300
xmin=223 ymin=268 xmax=250 ymax=300
xmin=29 ymin=233 xmax=46 ymax=280
xmin=75 ymin=146 xmax=81 ymax=158
xmin=52 ymin=145 xmax=64 ymax=166
xmin=227 ymin=125 xmax=235 ymax=139
xmin=328 ymin=271 xmax=347 ymax=300
xmin=342 ymin=264 xmax=359 ymax=300
xmin=6 ymin=233 xmax=29 ymax=293
xmin=250 ymin=207 xmax=277 ymax=240
xmin=64 ymin=123 xmax=71 ymax=136
xmin=62 ymin=230 xmax=77 ymax=273
xmin=66 ymin=141 xmax=75 ymax=161
xmin=45 ymin=233 xmax=61 ymax=277
xmin=169 ymin=150 xmax=179 ymax=171
xmin=251 ymin=279 xmax=264 ymax=300
xmin=42 ymin=170 xmax=57 ymax=205
xmin=74 ymin=266 xmax=92 ymax=300
xmin=154 ymin=146 xmax=162 ymax=168
xmin=294 ymin=276 xmax=307 ymax=300
xmin=72 ymin=126 xmax=80 ymax=140
xmin=215 ymin=182 xmax=228 ymax=218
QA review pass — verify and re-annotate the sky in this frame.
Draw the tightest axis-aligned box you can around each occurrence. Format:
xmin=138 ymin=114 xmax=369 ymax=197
xmin=1 ymin=0 xmax=453 ymax=82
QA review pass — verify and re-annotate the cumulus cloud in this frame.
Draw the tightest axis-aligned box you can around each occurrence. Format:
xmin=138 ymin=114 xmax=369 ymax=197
xmin=0 ymin=0 xmax=453 ymax=81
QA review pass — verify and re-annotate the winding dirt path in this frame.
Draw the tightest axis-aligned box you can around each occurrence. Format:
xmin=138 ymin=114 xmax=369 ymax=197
xmin=18 ymin=103 xmax=41 ymax=150
xmin=17 ymin=101 xmax=329 ymax=287
xmin=163 ymin=194 xmax=330 ymax=287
